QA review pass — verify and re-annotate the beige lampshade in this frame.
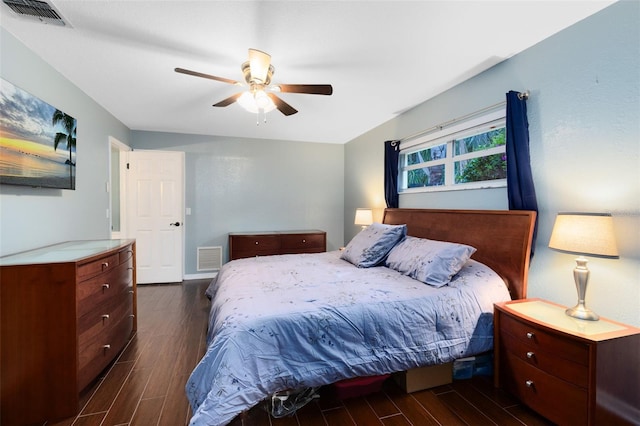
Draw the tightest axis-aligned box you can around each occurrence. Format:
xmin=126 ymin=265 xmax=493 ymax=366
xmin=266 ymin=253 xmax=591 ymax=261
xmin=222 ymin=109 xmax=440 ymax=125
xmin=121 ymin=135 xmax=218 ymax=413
xmin=548 ymin=213 xmax=619 ymax=258
xmin=354 ymin=208 xmax=373 ymax=226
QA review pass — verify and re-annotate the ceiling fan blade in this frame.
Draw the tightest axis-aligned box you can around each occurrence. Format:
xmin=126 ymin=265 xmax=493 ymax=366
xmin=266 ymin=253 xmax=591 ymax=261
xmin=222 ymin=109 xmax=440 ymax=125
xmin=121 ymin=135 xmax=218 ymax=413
xmin=276 ymin=84 xmax=333 ymax=95
xmin=213 ymin=93 xmax=243 ymax=107
xmin=248 ymin=49 xmax=272 ymax=84
xmin=267 ymin=93 xmax=298 ymax=116
xmin=175 ymin=67 xmax=241 ymax=86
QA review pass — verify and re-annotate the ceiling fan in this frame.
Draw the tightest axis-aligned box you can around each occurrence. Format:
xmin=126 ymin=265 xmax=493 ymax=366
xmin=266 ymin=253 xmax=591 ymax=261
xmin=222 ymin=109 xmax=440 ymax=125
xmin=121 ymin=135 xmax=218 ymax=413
xmin=175 ymin=49 xmax=333 ymax=117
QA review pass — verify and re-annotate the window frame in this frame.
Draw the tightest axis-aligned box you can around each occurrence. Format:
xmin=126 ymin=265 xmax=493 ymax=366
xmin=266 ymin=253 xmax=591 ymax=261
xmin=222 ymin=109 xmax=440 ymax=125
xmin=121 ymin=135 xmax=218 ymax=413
xmin=399 ymin=109 xmax=507 ymax=194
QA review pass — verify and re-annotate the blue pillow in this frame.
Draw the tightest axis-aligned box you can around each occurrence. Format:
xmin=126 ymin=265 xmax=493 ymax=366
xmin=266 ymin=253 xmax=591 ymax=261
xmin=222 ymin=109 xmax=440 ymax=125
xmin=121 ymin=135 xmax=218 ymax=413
xmin=341 ymin=223 xmax=407 ymax=268
xmin=385 ymin=236 xmax=476 ymax=287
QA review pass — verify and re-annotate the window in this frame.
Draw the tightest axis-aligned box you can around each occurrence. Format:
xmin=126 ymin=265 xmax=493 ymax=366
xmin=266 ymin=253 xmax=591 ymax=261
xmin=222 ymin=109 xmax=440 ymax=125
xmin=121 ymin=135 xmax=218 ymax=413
xmin=399 ymin=110 xmax=506 ymax=192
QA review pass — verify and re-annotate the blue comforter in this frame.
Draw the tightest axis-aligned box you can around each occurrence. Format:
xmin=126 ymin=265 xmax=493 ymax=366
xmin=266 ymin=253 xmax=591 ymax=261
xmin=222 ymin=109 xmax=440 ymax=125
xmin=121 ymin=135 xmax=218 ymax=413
xmin=186 ymin=251 xmax=510 ymax=425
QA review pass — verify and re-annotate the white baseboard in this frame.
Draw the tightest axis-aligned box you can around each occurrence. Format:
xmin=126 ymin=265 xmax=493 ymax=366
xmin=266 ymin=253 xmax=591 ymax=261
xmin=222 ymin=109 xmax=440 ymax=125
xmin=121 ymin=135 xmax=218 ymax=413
xmin=183 ymin=272 xmax=218 ymax=281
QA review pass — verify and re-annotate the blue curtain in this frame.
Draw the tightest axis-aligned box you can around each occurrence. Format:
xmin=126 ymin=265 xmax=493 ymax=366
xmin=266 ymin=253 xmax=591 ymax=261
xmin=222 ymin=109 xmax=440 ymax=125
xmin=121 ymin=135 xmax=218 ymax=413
xmin=384 ymin=140 xmax=400 ymax=208
xmin=506 ymin=90 xmax=538 ymax=253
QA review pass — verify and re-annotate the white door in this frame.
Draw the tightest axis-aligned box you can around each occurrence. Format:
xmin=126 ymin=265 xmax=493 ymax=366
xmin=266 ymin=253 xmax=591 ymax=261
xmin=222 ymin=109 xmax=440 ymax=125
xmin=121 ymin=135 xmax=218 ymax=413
xmin=126 ymin=150 xmax=184 ymax=284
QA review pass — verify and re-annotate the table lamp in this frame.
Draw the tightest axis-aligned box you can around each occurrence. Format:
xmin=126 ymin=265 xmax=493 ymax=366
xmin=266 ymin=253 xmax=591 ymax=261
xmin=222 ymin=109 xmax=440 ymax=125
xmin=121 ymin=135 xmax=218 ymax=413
xmin=354 ymin=208 xmax=373 ymax=230
xmin=548 ymin=212 xmax=619 ymax=321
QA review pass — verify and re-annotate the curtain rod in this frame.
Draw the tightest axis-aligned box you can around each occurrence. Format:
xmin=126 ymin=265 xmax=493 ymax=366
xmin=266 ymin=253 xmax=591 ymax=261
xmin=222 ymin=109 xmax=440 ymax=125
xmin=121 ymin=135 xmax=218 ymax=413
xmin=400 ymin=90 xmax=530 ymax=144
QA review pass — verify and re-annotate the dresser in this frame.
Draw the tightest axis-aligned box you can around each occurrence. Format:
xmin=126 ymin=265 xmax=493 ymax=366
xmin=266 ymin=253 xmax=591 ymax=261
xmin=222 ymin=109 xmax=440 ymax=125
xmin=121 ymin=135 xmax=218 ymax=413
xmin=229 ymin=230 xmax=326 ymax=260
xmin=494 ymin=298 xmax=640 ymax=426
xmin=0 ymin=239 xmax=137 ymax=425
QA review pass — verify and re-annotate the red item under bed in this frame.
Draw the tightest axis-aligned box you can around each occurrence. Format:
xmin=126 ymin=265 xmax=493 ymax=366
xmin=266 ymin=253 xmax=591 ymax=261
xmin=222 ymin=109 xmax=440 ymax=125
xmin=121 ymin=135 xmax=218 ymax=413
xmin=332 ymin=374 xmax=391 ymax=400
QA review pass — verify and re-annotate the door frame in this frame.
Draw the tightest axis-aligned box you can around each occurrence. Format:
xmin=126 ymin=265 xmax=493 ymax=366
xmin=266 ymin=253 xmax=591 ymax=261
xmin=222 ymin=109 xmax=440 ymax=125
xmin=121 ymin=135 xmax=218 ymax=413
xmin=109 ymin=136 xmax=131 ymax=240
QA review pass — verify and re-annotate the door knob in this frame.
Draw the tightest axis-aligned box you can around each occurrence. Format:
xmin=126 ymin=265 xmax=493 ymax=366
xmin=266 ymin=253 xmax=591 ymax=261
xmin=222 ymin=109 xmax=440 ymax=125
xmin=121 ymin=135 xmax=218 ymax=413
xmin=170 ymin=222 xmax=181 ymax=227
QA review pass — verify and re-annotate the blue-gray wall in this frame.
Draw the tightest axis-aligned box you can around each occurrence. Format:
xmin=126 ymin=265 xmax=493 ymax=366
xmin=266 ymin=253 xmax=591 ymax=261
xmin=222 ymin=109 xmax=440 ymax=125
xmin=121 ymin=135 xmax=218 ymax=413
xmin=131 ymin=131 xmax=344 ymax=274
xmin=2 ymin=2 xmax=637 ymax=325
xmin=344 ymin=1 xmax=640 ymax=326
xmin=0 ymin=28 xmax=131 ymax=255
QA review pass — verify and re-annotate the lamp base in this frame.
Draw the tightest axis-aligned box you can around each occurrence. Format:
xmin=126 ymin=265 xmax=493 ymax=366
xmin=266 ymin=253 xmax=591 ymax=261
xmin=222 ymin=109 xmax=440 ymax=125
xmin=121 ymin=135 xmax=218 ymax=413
xmin=565 ymin=304 xmax=599 ymax=321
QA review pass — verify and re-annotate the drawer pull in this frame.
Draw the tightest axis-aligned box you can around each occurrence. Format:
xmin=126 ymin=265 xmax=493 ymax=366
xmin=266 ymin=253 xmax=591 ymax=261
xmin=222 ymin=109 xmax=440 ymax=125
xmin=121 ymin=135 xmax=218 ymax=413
xmin=526 ymin=332 xmax=535 ymax=339
xmin=102 ymin=314 xmax=110 ymax=320
xmin=103 ymin=344 xmax=111 ymax=350
xmin=525 ymin=380 xmax=534 ymax=388
xmin=526 ymin=351 xmax=535 ymax=359
xmin=102 ymin=284 xmax=110 ymax=290
xmin=255 ymin=241 xmax=259 ymax=245
xmin=102 ymin=262 xmax=109 ymax=269
xmin=302 ymin=239 xmax=306 ymax=243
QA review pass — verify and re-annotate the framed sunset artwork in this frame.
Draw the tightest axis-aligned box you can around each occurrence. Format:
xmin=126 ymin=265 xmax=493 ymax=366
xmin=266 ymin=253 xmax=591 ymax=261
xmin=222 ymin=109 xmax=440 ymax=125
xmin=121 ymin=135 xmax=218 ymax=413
xmin=0 ymin=78 xmax=77 ymax=190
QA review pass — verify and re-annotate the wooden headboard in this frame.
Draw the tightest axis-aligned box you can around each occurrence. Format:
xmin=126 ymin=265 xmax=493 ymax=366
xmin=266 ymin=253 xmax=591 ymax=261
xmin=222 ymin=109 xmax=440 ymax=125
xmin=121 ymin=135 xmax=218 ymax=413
xmin=382 ymin=208 xmax=536 ymax=300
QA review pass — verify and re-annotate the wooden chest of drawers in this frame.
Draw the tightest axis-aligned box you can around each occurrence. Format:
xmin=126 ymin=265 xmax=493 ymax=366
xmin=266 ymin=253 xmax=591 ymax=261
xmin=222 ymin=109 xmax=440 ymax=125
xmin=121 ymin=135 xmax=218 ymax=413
xmin=229 ymin=230 xmax=326 ymax=260
xmin=494 ymin=298 xmax=640 ymax=426
xmin=0 ymin=240 xmax=137 ymax=425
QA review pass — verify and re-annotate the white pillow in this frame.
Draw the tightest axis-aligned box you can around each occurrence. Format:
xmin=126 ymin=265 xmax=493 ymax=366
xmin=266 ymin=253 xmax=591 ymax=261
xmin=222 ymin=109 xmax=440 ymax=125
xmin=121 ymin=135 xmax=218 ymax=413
xmin=385 ymin=236 xmax=476 ymax=287
xmin=340 ymin=222 xmax=407 ymax=268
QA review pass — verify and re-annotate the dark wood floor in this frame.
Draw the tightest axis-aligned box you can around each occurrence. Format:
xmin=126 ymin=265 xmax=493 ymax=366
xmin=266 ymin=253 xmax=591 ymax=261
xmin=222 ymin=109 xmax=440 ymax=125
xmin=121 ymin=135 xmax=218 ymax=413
xmin=49 ymin=280 xmax=553 ymax=426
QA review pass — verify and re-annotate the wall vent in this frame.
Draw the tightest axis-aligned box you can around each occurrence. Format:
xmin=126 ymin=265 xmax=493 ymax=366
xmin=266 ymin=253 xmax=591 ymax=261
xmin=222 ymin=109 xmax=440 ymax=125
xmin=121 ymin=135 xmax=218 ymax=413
xmin=197 ymin=246 xmax=222 ymax=271
xmin=2 ymin=0 xmax=70 ymax=26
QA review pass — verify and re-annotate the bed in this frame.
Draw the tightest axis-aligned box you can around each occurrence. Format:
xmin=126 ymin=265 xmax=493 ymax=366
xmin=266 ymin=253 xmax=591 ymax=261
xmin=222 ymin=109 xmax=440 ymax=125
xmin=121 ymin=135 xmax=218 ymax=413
xmin=186 ymin=208 xmax=536 ymax=426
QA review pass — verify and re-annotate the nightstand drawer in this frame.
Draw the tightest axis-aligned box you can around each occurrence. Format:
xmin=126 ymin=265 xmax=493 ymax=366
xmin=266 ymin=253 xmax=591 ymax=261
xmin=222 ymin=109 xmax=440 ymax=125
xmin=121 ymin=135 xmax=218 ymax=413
xmin=500 ymin=313 xmax=589 ymax=365
xmin=503 ymin=351 xmax=588 ymax=426
xmin=501 ymin=332 xmax=588 ymax=388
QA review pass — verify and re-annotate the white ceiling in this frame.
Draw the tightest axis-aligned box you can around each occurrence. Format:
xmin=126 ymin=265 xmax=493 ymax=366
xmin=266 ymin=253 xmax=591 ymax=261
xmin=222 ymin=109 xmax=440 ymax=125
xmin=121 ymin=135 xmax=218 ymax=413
xmin=1 ymin=1 xmax=615 ymax=144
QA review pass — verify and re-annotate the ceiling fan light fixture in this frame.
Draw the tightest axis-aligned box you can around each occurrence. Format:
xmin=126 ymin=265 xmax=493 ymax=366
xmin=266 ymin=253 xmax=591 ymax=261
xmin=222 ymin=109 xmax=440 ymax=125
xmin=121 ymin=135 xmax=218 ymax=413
xmin=254 ymin=90 xmax=272 ymax=109
xmin=237 ymin=91 xmax=276 ymax=114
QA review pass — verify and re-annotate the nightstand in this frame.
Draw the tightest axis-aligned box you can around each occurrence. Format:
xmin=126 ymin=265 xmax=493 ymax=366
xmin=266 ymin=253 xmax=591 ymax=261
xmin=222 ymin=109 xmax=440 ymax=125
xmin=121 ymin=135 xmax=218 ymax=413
xmin=494 ymin=298 xmax=640 ymax=426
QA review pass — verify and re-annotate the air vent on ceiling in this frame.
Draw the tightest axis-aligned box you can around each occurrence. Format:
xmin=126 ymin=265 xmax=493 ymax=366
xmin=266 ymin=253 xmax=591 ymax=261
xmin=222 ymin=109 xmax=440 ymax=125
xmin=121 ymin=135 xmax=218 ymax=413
xmin=2 ymin=0 xmax=70 ymax=26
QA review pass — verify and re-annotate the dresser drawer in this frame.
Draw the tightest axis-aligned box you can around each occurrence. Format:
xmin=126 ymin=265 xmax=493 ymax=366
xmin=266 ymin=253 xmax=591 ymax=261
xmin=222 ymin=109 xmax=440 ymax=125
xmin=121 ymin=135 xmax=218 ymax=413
xmin=77 ymin=309 xmax=134 ymax=390
xmin=77 ymin=253 xmax=120 ymax=279
xmin=502 ymin=351 xmax=588 ymax=426
xmin=230 ymin=234 xmax=281 ymax=259
xmin=78 ymin=289 xmax=133 ymax=337
xmin=501 ymin=333 xmax=588 ymax=388
xmin=500 ymin=313 xmax=589 ymax=365
xmin=280 ymin=233 xmax=325 ymax=251
xmin=231 ymin=235 xmax=280 ymax=251
xmin=118 ymin=245 xmax=134 ymax=264
xmin=77 ymin=259 xmax=134 ymax=318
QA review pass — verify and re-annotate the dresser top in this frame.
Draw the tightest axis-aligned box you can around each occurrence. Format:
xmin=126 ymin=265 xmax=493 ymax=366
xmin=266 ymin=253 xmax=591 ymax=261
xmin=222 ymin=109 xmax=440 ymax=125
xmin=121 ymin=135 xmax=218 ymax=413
xmin=496 ymin=298 xmax=640 ymax=341
xmin=0 ymin=239 xmax=134 ymax=266
xmin=229 ymin=230 xmax=325 ymax=236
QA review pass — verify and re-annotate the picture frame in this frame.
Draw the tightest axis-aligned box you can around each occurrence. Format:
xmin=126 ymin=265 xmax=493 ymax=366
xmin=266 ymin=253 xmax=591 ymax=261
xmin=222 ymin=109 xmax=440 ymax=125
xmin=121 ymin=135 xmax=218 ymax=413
xmin=0 ymin=78 xmax=77 ymax=190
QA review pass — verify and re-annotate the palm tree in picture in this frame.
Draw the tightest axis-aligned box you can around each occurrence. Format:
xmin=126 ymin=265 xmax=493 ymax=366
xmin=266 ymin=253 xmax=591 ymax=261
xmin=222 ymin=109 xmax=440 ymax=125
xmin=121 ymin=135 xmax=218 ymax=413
xmin=52 ymin=109 xmax=77 ymax=185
